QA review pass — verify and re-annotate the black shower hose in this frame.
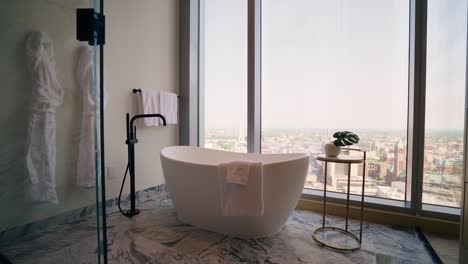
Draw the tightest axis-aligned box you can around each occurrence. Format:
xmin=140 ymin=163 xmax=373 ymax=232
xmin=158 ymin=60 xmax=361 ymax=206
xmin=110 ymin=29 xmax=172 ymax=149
xmin=118 ymin=163 xmax=132 ymax=218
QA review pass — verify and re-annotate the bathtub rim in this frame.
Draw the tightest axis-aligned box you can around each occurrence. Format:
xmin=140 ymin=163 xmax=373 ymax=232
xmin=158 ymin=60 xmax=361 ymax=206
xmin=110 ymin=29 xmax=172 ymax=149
xmin=160 ymin=146 xmax=310 ymax=167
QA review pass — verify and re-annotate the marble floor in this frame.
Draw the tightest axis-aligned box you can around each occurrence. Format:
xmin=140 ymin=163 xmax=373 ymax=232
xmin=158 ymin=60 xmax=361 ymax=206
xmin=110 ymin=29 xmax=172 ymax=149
xmin=1 ymin=188 xmax=437 ymax=264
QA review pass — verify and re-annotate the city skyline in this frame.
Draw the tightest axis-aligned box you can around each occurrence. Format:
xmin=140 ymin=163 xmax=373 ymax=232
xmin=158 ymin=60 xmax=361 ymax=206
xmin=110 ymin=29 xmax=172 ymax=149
xmin=205 ymin=126 xmax=464 ymax=207
xmin=205 ymin=126 xmax=464 ymax=132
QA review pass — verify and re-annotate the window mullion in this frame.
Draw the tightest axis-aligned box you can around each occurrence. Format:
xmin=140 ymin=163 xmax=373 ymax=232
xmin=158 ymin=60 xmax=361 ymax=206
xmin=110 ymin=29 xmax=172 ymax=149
xmin=408 ymin=0 xmax=427 ymax=212
xmin=180 ymin=0 xmax=201 ymax=146
xmin=247 ymin=0 xmax=262 ymax=153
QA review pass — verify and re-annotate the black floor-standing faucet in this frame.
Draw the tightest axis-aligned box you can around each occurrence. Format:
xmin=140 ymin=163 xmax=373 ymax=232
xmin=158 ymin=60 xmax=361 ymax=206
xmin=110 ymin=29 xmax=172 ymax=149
xmin=122 ymin=113 xmax=167 ymax=218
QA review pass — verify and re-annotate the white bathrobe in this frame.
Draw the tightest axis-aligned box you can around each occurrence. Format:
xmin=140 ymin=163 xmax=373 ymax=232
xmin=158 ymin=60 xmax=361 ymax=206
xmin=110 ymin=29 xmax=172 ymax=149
xmin=25 ymin=31 xmax=63 ymax=203
xmin=76 ymin=46 xmax=102 ymax=188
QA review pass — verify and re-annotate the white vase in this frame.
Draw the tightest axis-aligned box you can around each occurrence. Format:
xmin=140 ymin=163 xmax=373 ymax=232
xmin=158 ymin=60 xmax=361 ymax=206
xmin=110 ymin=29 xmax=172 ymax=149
xmin=324 ymin=142 xmax=341 ymax=157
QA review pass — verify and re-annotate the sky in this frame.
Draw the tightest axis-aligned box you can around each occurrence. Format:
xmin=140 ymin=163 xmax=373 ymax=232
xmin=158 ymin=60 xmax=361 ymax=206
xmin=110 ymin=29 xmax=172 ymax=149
xmin=203 ymin=0 xmax=467 ymax=131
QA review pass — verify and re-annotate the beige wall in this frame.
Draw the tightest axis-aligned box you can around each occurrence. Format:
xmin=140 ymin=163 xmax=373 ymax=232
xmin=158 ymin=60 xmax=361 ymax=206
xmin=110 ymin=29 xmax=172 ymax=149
xmin=0 ymin=0 xmax=179 ymax=230
xmin=104 ymin=0 xmax=179 ymax=198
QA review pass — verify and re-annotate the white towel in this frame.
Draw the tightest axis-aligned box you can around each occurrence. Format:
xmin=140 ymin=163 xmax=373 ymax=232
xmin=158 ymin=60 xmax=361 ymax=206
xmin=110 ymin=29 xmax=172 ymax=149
xmin=219 ymin=161 xmax=264 ymax=216
xmin=137 ymin=89 xmax=160 ymax=126
xmin=159 ymin=91 xmax=178 ymax=125
xmin=224 ymin=161 xmax=250 ymax=185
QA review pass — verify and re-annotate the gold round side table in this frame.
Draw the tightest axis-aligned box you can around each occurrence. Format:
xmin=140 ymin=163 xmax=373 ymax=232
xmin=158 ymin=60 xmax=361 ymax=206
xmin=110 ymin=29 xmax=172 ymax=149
xmin=312 ymin=148 xmax=366 ymax=251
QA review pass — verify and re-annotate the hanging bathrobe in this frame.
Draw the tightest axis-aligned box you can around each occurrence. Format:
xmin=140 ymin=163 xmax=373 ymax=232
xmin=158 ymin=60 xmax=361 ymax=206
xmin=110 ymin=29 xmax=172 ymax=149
xmin=76 ymin=46 xmax=102 ymax=187
xmin=25 ymin=31 xmax=63 ymax=203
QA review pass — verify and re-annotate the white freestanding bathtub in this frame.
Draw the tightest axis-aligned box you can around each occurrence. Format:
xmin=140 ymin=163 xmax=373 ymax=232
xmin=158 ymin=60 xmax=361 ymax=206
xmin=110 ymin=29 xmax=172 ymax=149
xmin=160 ymin=146 xmax=310 ymax=238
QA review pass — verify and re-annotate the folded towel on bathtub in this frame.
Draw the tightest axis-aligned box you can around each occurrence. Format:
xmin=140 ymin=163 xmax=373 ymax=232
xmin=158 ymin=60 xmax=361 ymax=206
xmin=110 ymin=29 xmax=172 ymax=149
xmin=224 ymin=160 xmax=250 ymax=185
xmin=219 ymin=161 xmax=264 ymax=216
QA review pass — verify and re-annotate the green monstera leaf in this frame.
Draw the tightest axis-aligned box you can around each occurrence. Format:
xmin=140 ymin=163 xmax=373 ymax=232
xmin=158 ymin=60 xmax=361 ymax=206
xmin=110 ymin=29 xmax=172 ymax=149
xmin=332 ymin=131 xmax=360 ymax=147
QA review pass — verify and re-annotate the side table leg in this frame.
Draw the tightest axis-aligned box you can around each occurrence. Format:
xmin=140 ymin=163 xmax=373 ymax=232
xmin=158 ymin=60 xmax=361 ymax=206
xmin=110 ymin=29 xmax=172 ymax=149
xmin=360 ymin=152 xmax=367 ymax=242
xmin=323 ymin=161 xmax=328 ymax=228
xmin=345 ymin=163 xmax=351 ymax=232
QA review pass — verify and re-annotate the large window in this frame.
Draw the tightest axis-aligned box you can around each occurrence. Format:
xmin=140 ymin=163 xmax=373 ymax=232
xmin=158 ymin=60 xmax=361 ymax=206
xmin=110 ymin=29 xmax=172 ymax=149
xmin=262 ymin=0 xmax=410 ymax=200
xmin=201 ymin=0 xmax=248 ymax=153
xmin=195 ymin=0 xmax=468 ymax=215
xmin=423 ymin=0 xmax=467 ymax=208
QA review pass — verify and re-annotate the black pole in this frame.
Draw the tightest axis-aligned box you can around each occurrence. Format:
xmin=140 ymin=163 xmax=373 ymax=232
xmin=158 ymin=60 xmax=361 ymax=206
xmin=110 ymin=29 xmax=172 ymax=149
xmin=125 ymin=113 xmax=139 ymax=216
xmin=129 ymin=134 xmax=137 ymax=215
xmin=99 ymin=0 xmax=108 ymax=263
xmin=125 ymin=113 xmax=138 ymax=216
xmin=123 ymin=113 xmax=166 ymax=217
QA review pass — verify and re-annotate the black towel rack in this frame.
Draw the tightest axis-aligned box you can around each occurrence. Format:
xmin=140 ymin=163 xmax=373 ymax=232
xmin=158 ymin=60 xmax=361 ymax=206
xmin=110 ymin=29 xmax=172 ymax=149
xmin=132 ymin=88 xmax=180 ymax=99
